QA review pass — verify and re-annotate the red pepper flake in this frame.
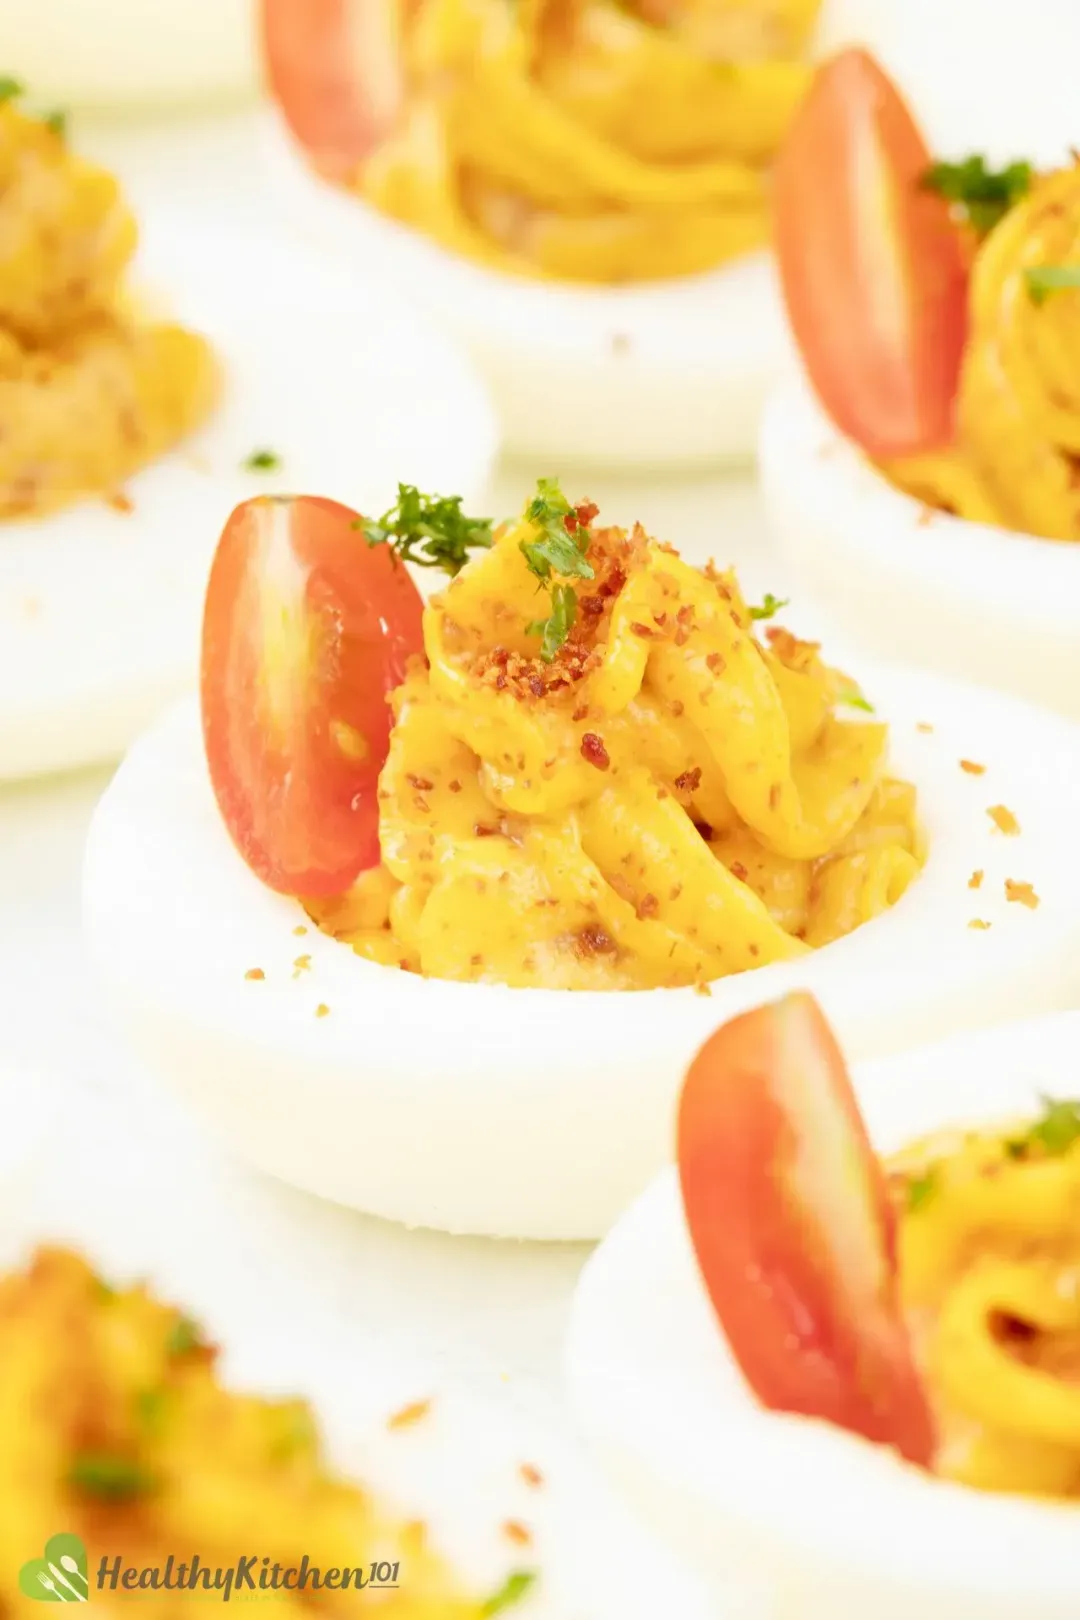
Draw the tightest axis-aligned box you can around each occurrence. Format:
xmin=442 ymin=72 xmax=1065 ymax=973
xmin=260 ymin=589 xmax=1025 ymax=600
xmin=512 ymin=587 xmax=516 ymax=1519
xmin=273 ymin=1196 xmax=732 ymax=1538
xmin=502 ymin=1521 xmax=532 ymax=1548
xmin=1005 ymin=879 xmax=1040 ymax=909
xmin=406 ymin=773 xmax=434 ymax=791
xmin=968 ymin=869 xmax=984 ymax=890
xmin=581 ymin=732 xmax=610 ymax=771
xmin=576 ymin=500 xmax=599 ymax=527
xmin=388 ymin=1398 xmax=432 ymax=1431
xmin=519 ymin=1462 xmax=544 ymax=1488
xmin=244 ymin=968 xmax=265 ymax=981
xmin=448 ymin=779 xmax=462 ymax=793
xmin=988 ymin=804 xmax=1020 ymax=836
xmin=959 ymin=759 xmax=986 ymax=776
xmin=731 ymin=861 xmax=749 ymax=881
xmin=314 ymin=1003 xmax=331 ymax=1018
xmin=674 ymin=767 xmax=702 ymax=793
xmin=636 ymin=893 xmax=659 ymax=919
xmin=968 ymin=919 xmax=991 ymax=931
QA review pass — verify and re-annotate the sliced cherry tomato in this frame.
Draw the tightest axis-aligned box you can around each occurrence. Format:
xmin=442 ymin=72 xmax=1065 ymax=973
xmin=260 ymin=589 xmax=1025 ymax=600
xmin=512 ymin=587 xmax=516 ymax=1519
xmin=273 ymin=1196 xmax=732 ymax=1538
xmin=260 ymin=0 xmax=408 ymax=181
xmin=773 ymin=48 xmax=969 ymax=458
xmin=201 ymin=495 xmax=424 ymax=897
xmin=676 ymin=991 xmax=935 ymax=1467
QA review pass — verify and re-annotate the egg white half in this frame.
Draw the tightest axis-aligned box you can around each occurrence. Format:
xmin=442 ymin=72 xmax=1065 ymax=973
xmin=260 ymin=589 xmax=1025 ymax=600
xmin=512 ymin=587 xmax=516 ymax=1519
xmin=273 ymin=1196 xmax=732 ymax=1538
xmin=83 ymin=662 xmax=1080 ymax=1241
xmin=814 ymin=0 xmax=1080 ymax=170
xmin=566 ymin=1010 xmax=1080 ymax=1620
xmin=263 ymin=116 xmax=793 ymax=471
xmin=0 ymin=202 xmax=498 ymax=784
xmin=759 ymin=379 xmax=1080 ymax=722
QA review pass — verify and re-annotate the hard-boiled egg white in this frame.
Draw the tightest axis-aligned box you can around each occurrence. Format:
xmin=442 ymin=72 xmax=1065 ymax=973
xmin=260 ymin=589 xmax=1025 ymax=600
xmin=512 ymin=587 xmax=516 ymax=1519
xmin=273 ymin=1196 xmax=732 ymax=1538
xmin=566 ymin=1009 xmax=1080 ymax=1620
xmin=83 ymin=664 xmax=1080 ymax=1242
xmin=0 ymin=203 xmax=497 ymax=783
xmin=0 ymin=0 xmax=258 ymax=109
xmin=814 ymin=0 xmax=1080 ymax=170
xmin=263 ymin=116 xmax=793 ymax=472
xmin=758 ymin=379 xmax=1080 ymax=722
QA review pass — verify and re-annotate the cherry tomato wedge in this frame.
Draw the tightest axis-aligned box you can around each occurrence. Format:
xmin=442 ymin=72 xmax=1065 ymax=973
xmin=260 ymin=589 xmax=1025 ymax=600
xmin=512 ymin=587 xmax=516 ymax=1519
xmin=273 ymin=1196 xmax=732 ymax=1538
xmin=677 ymin=992 xmax=935 ymax=1467
xmin=260 ymin=0 xmax=408 ymax=180
xmin=773 ymin=48 xmax=969 ymax=459
xmin=201 ymin=495 xmax=424 ymax=898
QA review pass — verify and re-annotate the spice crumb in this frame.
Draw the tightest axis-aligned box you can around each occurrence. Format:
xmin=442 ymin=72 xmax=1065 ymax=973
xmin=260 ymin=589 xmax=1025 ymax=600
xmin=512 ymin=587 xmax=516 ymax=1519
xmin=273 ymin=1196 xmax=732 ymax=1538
xmin=988 ymin=804 xmax=1020 ymax=836
xmin=694 ymin=980 xmax=713 ymax=997
xmin=1005 ymin=879 xmax=1040 ymax=909
xmin=968 ymin=869 xmax=984 ymax=890
xmin=244 ymin=968 xmax=265 ymax=982
xmin=580 ymin=732 xmax=610 ymax=771
xmin=968 ymin=919 xmax=992 ymax=931
xmin=959 ymin=759 xmax=986 ymax=776
xmin=388 ymin=1398 xmax=432 ymax=1431
xmin=502 ymin=1521 xmax=532 ymax=1547
xmin=314 ymin=1002 xmax=331 ymax=1018
xmin=519 ymin=1463 xmax=544 ymax=1488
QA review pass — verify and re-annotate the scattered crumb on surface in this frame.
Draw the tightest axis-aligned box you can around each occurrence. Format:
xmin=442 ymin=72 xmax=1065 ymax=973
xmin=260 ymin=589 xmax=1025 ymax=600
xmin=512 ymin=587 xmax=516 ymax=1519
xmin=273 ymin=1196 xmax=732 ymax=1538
xmin=959 ymin=759 xmax=986 ymax=776
xmin=244 ymin=968 xmax=265 ymax=981
xmin=694 ymin=981 xmax=713 ymax=997
xmin=916 ymin=721 xmax=934 ymax=734
xmin=292 ymin=954 xmax=312 ymax=976
xmin=968 ymin=919 xmax=991 ymax=931
xmin=1004 ymin=880 xmax=1039 ymax=909
xmin=314 ymin=1002 xmax=331 ymax=1018
xmin=387 ymin=1398 xmax=432 ymax=1431
xmin=968 ymin=869 xmax=984 ymax=890
xmin=916 ymin=504 xmax=935 ymax=527
xmin=519 ymin=1463 xmax=543 ymax=1488
xmin=106 ymin=490 xmax=134 ymax=514
xmin=987 ymin=804 xmax=1020 ymax=836
xmin=502 ymin=1522 xmax=532 ymax=1548
xmin=293 ymin=924 xmax=308 ymax=937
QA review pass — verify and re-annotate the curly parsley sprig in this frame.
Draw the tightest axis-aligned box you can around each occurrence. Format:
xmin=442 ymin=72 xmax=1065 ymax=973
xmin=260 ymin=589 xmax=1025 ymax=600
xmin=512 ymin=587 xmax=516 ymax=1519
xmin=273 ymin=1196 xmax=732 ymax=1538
xmin=748 ymin=592 xmax=788 ymax=622
xmin=922 ymin=154 xmax=1033 ymax=237
xmin=519 ymin=478 xmax=595 ymax=663
xmin=1005 ymin=1095 xmax=1080 ymax=1159
xmin=359 ymin=484 xmax=495 ymax=576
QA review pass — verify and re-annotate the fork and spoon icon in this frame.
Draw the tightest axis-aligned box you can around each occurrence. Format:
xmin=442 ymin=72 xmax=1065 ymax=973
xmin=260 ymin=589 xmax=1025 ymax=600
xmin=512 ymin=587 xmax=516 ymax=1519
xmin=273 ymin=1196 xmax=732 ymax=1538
xmin=36 ymin=1557 xmax=88 ymax=1602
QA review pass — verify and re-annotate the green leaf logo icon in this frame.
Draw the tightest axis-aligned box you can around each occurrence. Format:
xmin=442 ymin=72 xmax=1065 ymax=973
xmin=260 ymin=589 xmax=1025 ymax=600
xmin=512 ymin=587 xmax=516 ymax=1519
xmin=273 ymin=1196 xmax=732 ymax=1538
xmin=18 ymin=1533 xmax=89 ymax=1602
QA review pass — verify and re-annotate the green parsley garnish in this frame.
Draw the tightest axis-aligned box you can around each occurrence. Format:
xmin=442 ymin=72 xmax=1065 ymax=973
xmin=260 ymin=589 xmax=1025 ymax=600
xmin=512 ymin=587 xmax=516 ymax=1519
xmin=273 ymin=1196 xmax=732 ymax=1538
xmin=519 ymin=478 xmax=595 ymax=663
xmin=481 ymin=1570 xmax=538 ymax=1615
xmin=1026 ymin=1095 xmax=1080 ymax=1156
xmin=748 ymin=593 xmax=788 ymax=622
xmin=69 ymin=1452 xmax=154 ymax=1501
xmin=0 ymin=76 xmax=23 ymax=104
xmin=165 ymin=1314 xmax=204 ymax=1356
xmin=906 ymin=1168 xmax=939 ymax=1212
xmin=243 ymin=447 xmax=282 ymax=473
xmin=837 ymin=689 xmax=876 ymax=714
xmin=1024 ymin=265 xmax=1080 ymax=306
xmin=360 ymin=484 xmax=494 ymax=576
xmin=922 ymin=155 xmax=1033 ymax=237
xmin=42 ymin=108 xmax=66 ymax=138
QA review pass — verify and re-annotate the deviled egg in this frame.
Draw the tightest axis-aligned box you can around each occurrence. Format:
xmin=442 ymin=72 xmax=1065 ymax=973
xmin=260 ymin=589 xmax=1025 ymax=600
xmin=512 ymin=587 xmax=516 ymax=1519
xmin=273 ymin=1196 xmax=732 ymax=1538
xmin=84 ymin=479 xmax=1080 ymax=1239
xmin=0 ymin=100 xmax=496 ymax=781
xmin=759 ymin=48 xmax=1080 ymax=718
xmin=567 ymin=999 xmax=1080 ymax=1620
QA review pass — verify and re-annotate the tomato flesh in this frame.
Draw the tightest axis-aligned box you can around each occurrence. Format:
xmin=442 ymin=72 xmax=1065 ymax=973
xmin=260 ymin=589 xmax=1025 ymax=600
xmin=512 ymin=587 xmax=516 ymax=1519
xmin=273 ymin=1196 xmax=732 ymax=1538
xmin=260 ymin=0 xmax=408 ymax=180
xmin=201 ymin=495 xmax=424 ymax=897
xmin=676 ymin=992 xmax=935 ymax=1467
xmin=773 ymin=48 xmax=969 ymax=459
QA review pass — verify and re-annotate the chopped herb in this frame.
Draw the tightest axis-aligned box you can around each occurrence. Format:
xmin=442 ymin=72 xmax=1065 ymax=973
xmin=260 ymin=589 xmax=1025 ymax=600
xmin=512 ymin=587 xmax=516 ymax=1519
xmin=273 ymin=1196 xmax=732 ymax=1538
xmin=165 ymin=1314 xmax=204 ymax=1356
xmin=748 ymin=593 xmax=789 ymax=622
xmin=1027 ymin=1095 xmax=1080 ymax=1156
xmin=243 ymin=447 xmax=282 ymax=473
xmin=0 ymin=76 xmax=23 ymax=104
xmin=69 ymin=1452 xmax=154 ymax=1501
xmin=837 ymin=689 xmax=876 ymax=714
xmin=527 ymin=583 xmax=578 ymax=664
xmin=1025 ymin=265 xmax=1080 ymax=306
xmin=135 ymin=1388 xmax=169 ymax=1435
xmin=42 ymin=108 xmax=66 ymax=138
xmin=906 ymin=1168 xmax=939 ymax=1212
xmin=481 ymin=1570 xmax=538 ymax=1615
xmin=360 ymin=484 xmax=494 ymax=576
xmin=519 ymin=478 xmax=595 ymax=586
xmin=922 ymin=155 xmax=1033 ymax=237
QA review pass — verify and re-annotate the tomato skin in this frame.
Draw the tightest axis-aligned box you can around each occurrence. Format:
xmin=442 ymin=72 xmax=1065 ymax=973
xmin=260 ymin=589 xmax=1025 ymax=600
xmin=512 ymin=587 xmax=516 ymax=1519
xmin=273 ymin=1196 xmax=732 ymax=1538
xmin=260 ymin=0 xmax=407 ymax=181
xmin=201 ymin=495 xmax=424 ymax=898
xmin=774 ymin=48 xmax=969 ymax=459
xmin=677 ymin=992 xmax=936 ymax=1467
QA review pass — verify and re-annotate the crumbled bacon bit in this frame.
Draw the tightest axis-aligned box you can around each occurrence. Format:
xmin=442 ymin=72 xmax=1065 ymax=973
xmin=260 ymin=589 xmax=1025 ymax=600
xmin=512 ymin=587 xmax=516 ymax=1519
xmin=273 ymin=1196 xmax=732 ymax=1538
xmin=637 ymin=893 xmax=659 ymax=919
xmin=574 ymin=924 xmax=617 ymax=957
xmin=572 ymin=703 xmax=589 ymax=722
xmin=969 ymin=869 xmax=984 ymax=890
xmin=674 ymin=767 xmax=702 ymax=793
xmin=581 ymin=732 xmax=610 ymax=771
xmin=731 ymin=861 xmax=749 ymax=881
xmin=520 ymin=1463 xmax=544 ymax=1488
xmin=653 ymin=611 xmax=668 ymax=628
xmin=576 ymin=500 xmax=599 ymax=527
xmin=474 ymin=822 xmax=500 ymax=837
xmin=630 ymin=622 xmax=656 ymax=639
xmin=676 ymin=604 xmax=695 ymax=626
xmin=959 ymin=760 xmax=986 ymax=776
xmin=669 ymin=700 xmax=684 ymax=718
xmin=315 ymin=1003 xmax=331 ymax=1018
xmin=503 ymin=1522 xmax=532 ymax=1547
xmin=476 ymin=639 xmax=601 ymax=700
xmin=1005 ymin=879 xmax=1040 ymax=909
xmin=388 ymin=1398 xmax=432 ymax=1430
xmin=244 ymin=968 xmax=265 ymax=982
xmin=968 ymin=919 xmax=991 ymax=931
xmin=448 ymin=779 xmax=462 ymax=793
xmin=706 ymin=652 xmax=725 ymax=673
xmin=580 ymin=595 xmax=606 ymax=618
xmin=406 ymin=773 xmax=434 ymax=791
xmin=988 ymin=804 xmax=1020 ymax=836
